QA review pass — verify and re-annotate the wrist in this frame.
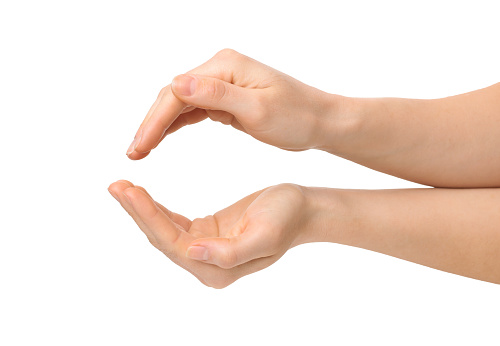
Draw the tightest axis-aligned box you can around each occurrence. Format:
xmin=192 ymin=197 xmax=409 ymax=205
xmin=312 ymin=93 xmax=363 ymax=155
xmin=297 ymin=186 xmax=357 ymax=245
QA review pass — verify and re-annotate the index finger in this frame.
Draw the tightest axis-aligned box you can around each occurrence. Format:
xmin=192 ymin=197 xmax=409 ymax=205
xmin=127 ymin=51 xmax=243 ymax=158
xmin=122 ymin=186 xmax=193 ymax=254
xmin=131 ymin=85 xmax=187 ymax=155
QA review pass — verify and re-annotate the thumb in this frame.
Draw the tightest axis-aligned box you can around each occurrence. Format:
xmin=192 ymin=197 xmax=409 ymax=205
xmin=171 ymin=74 xmax=256 ymax=116
xmin=186 ymin=228 xmax=276 ymax=269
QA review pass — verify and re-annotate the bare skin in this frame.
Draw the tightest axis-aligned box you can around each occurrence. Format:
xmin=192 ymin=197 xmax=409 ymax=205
xmin=108 ymin=181 xmax=500 ymax=287
xmin=126 ymin=48 xmax=500 ymax=188
xmin=108 ymin=180 xmax=311 ymax=289
xmin=111 ymin=48 xmax=500 ymax=287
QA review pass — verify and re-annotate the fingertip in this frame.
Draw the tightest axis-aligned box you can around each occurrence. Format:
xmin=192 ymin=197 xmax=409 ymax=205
xmin=127 ymin=150 xmax=151 ymax=160
xmin=108 ymin=184 xmax=118 ymax=200
xmin=131 ymin=86 xmax=186 ymax=155
xmin=108 ymin=182 xmax=116 ymax=192
xmin=116 ymin=179 xmax=133 ymax=186
xmin=108 ymin=180 xmax=133 ymax=197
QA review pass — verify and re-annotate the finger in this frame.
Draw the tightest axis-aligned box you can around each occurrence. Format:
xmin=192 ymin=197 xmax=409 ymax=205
xmin=127 ymin=149 xmax=151 ymax=161
xmin=163 ymin=108 xmax=208 ymax=137
xmin=229 ymin=117 xmax=247 ymax=133
xmin=171 ymin=74 xmax=259 ymax=119
xmin=147 ymin=97 xmax=248 ymax=152
xmin=211 ymin=188 xmax=264 ymax=231
xmin=128 ymin=89 xmax=180 ymax=160
xmin=226 ymin=254 xmax=280 ymax=288
xmin=132 ymin=85 xmax=187 ymax=155
xmin=235 ymin=254 xmax=279 ymax=279
xmin=181 ymin=105 xmax=197 ymax=114
xmin=126 ymin=87 xmax=166 ymax=159
xmin=148 ymin=99 xmax=194 ymax=146
xmin=111 ymin=183 xmax=208 ymax=282
xmin=188 ymin=241 xmax=290 ymax=289
xmin=189 ymin=252 xmax=280 ymax=289
xmin=162 ymin=108 xmax=244 ymax=140
xmin=122 ymin=187 xmax=192 ymax=254
xmin=155 ymin=202 xmax=192 ymax=231
xmin=139 ymin=88 xmax=167 ymax=135
xmin=133 ymin=185 xmax=192 ymax=231
xmin=128 ymin=49 xmax=260 ymax=158
xmin=185 ymin=220 xmax=276 ymax=269
xmin=108 ymin=180 xmax=159 ymax=247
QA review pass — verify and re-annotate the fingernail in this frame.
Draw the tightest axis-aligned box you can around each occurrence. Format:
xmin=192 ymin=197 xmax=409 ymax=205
xmin=126 ymin=131 xmax=143 ymax=155
xmin=126 ymin=139 xmax=136 ymax=155
xmin=186 ymin=246 xmax=209 ymax=261
xmin=172 ymin=75 xmax=196 ymax=96
xmin=122 ymin=189 xmax=133 ymax=205
xmin=134 ymin=130 xmax=143 ymax=152
xmin=109 ymin=190 xmax=119 ymax=201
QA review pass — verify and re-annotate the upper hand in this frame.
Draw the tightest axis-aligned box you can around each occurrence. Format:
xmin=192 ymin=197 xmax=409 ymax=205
xmin=126 ymin=48 xmax=335 ymax=160
xmin=108 ymin=180 xmax=314 ymax=288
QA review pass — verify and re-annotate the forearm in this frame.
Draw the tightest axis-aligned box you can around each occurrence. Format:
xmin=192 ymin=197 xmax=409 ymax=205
xmin=318 ymin=83 xmax=500 ymax=187
xmin=303 ymin=186 xmax=500 ymax=284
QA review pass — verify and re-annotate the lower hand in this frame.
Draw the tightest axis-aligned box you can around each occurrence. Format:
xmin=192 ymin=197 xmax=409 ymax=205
xmin=108 ymin=180 xmax=315 ymax=288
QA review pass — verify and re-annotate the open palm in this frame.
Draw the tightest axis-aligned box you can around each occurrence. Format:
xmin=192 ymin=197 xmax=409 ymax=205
xmin=109 ymin=180 xmax=309 ymax=288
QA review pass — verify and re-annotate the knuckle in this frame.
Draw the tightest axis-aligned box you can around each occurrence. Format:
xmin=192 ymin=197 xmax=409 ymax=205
xmin=214 ymin=48 xmax=240 ymax=60
xmin=191 ymin=217 xmax=208 ymax=229
xmin=218 ymin=113 xmax=233 ymax=125
xmin=158 ymin=86 xmax=169 ymax=98
xmin=146 ymin=236 xmax=158 ymax=248
xmin=247 ymin=93 xmax=268 ymax=126
xmin=202 ymin=79 xmax=228 ymax=104
xmin=203 ymin=273 xmax=233 ymax=289
xmin=207 ymin=280 xmax=227 ymax=289
xmin=218 ymin=257 xmax=235 ymax=270
xmin=267 ymin=229 xmax=285 ymax=252
xmin=252 ymin=90 xmax=266 ymax=106
xmin=196 ymin=276 xmax=211 ymax=288
xmin=147 ymin=206 xmax=161 ymax=221
xmin=203 ymin=215 xmax=216 ymax=225
xmin=276 ymin=182 xmax=304 ymax=194
xmin=192 ymin=217 xmax=205 ymax=225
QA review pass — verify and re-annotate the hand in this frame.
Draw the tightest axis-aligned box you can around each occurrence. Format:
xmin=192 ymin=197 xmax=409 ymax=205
xmin=108 ymin=180 xmax=315 ymax=288
xmin=126 ymin=48 xmax=341 ymax=160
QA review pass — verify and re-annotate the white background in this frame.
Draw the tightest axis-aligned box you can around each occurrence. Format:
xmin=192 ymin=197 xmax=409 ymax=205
xmin=1 ymin=0 xmax=499 ymax=345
